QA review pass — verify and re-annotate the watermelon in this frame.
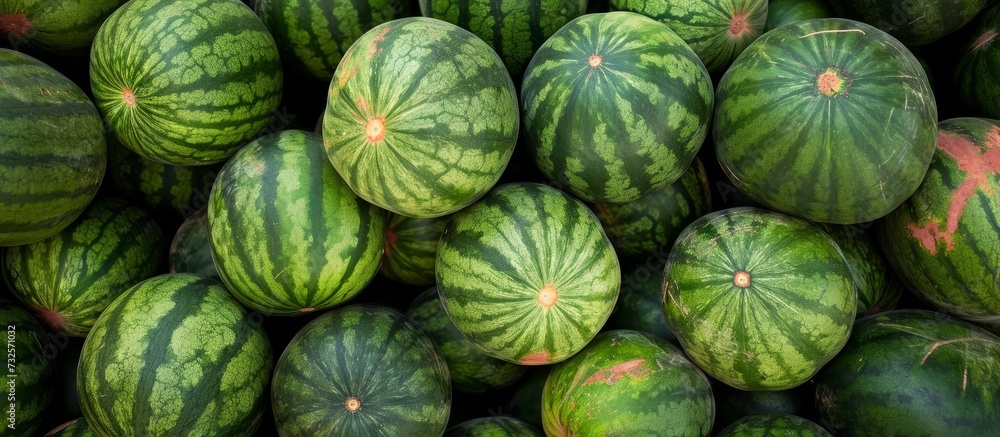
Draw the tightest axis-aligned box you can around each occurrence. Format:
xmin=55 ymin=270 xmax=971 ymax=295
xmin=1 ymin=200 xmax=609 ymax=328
xmin=323 ymin=17 xmax=519 ymax=218
xmin=407 ymin=288 xmax=525 ymax=393
xmin=815 ymin=310 xmax=1000 ymax=434
xmin=445 ymin=417 xmax=542 ymax=437
xmin=955 ymin=5 xmax=1000 ymax=120
xmin=271 ymin=304 xmax=451 ymax=436
xmin=77 ymin=274 xmax=273 ymax=436
xmin=436 ymin=182 xmax=620 ymax=365
xmin=521 ymin=11 xmax=713 ymax=204
xmin=0 ymin=298 xmax=54 ymax=437
xmin=831 ymin=0 xmax=987 ymax=46
xmin=3 ymin=198 xmax=164 ymax=337
xmin=607 ymin=257 xmax=677 ymax=344
xmin=208 ymin=130 xmax=384 ymax=316
xmin=90 ymin=0 xmax=283 ymax=165
xmin=713 ymin=18 xmax=938 ymax=224
xmin=169 ymin=208 xmax=218 ymax=279
xmin=379 ymin=213 xmax=450 ymax=286
xmin=255 ymin=0 xmax=409 ymax=80
xmin=713 ymin=383 xmax=816 ymax=431
xmin=765 ymin=0 xmax=830 ymax=31
xmin=0 ymin=48 xmax=106 ymax=247
xmin=878 ymin=118 xmax=1000 ymax=327
xmin=592 ymin=157 xmax=711 ymax=258
xmin=717 ymin=414 xmax=831 ymax=437
xmin=503 ymin=366 xmax=549 ymax=428
xmin=0 ymin=0 xmax=126 ymax=56
xmin=610 ymin=0 xmax=767 ymax=73
xmin=541 ymin=329 xmax=714 ymax=436
xmin=44 ymin=418 xmax=92 ymax=437
xmin=663 ymin=207 xmax=856 ymax=390
xmin=819 ymin=223 xmax=903 ymax=316
xmin=418 ymin=0 xmax=588 ymax=78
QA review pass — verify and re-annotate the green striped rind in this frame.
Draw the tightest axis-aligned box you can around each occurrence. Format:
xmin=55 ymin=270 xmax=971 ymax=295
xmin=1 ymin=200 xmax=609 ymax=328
xmin=520 ymin=11 xmax=713 ymax=204
xmin=0 ymin=49 xmax=106 ymax=247
xmin=608 ymin=257 xmax=678 ymax=344
xmin=0 ymin=0 xmax=127 ymax=56
xmin=3 ymin=198 xmax=164 ymax=337
xmin=436 ymin=182 xmax=621 ymax=365
xmin=831 ymin=0 xmax=987 ymax=46
xmin=717 ymin=414 xmax=831 ymax=437
xmin=418 ymin=0 xmax=588 ymax=78
xmin=407 ymin=288 xmax=526 ymax=393
xmin=254 ymin=0 xmax=408 ymax=80
xmin=663 ymin=207 xmax=856 ymax=390
xmin=90 ymin=0 xmax=283 ymax=165
xmin=819 ymin=224 xmax=902 ymax=316
xmin=44 ymin=418 xmax=93 ymax=437
xmin=77 ymin=274 xmax=273 ymax=436
xmin=271 ymin=304 xmax=451 ymax=436
xmin=815 ymin=310 xmax=1000 ymax=435
xmin=764 ymin=0 xmax=831 ymax=31
xmin=0 ymin=298 xmax=54 ymax=437
xmin=108 ymin=136 xmax=221 ymax=218
xmin=713 ymin=383 xmax=814 ymax=431
xmin=379 ymin=213 xmax=450 ymax=286
xmin=713 ymin=18 xmax=937 ymax=224
xmin=593 ymin=157 xmax=711 ymax=257
xmin=444 ymin=417 xmax=542 ymax=437
xmin=878 ymin=118 xmax=1000 ymax=327
xmin=541 ymin=330 xmax=714 ymax=436
xmin=169 ymin=208 xmax=219 ymax=279
xmin=323 ymin=17 xmax=518 ymax=218
xmin=610 ymin=0 xmax=767 ymax=73
xmin=208 ymin=130 xmax=384 ymax=316
xmin=955 ymin=6 xmax=1000 ymax=120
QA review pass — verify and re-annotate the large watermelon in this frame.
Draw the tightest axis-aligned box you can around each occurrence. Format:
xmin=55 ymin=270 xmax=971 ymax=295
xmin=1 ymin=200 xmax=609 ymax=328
xmin=717 ymin=414 xmax=831 ymax=437
xmin=713 ymin=18 xmax=937 ymax=224
xmin=90 ymin=0 xmax=283 ymax=165
xmin=445 ymin=417 xmax=542 ymax=437
xmin=541 ymin=329 xmax=715 ymax=436
xmin=3 ymin=198 xmax=164 ymax=337
xmin=955 ymin=5 xmax=1000 ymax=120
xmin=271 ymin=304 xmax=451 ymax=436
xmin=379 ymin=213 xmax=450 ymax=286
xmin=0 ymin=0 xmax=127 ymax=56
xmin=436 ymin=182 xmax=621 ymax=365
xmin=815 ymin=310 xmax=1000 ymax=434
xmin=831 ymin=0 xmax=987 ymax=46
xmin=0 ymin=298 xmax=54 ymax=437
xmin=764 ymin=0 xmax=830 ymax=31
xmin=0 ymin=48 xmax=106 ymax=247
xmin=610 ymin=0 xmax=768 ymax=73
xmin=521 ymin=11 xmax=713 ymax=204
xmin=209 ymin=130 xmax=384 ymax=316
xmin=77 ymin=274 xmax=273 ymax=436
xmin=323 ymin=17 xmax=519 ymax=218
xmin=663 ymin=207 xmax=856 ymax=390
xmin=879 ymin=118 xmax=1000 ymax=327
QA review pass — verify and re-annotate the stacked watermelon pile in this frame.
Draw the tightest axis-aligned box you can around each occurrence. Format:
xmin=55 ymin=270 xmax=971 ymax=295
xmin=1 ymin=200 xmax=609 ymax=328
xmin=2 ymin=0 xmax=999 ymax=435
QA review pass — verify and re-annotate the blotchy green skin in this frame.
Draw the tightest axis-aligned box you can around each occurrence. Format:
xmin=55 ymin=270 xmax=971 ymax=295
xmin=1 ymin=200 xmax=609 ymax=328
xmin=445 ymin=417 xmax=542 ymax=437
xmin=324 ymin=17 xmax=518 ymax=218
xmin=0 ymin=0 xmax=127 ymax=56
xmin=4 ymin=198 xmax=164 ymax=337
xmin=541 ymin=330 xmax=714 ymax=436
xmin=878 ymin=118 xmax=1000 ymax=327
xmin=379 ymin=213 xmax=449 ymax=286
xmin=611 ymin=0 xmax=767 ymax=73
xmin=209 ymin=130 xmax=384 ymax=316
xmin=255 ymin=0 xmax=408 ymax=80
xmin=831 ymin=0 xmax=987 ymax=46
xmin=436 ymin=183 xmax=621 ymax=365
xmin=956 ymin=6 xmax=1000 ymax=120
xmin=0 ymin=299 xmax=54 ymax=437
xmin=714 ymin=18 xmax=937 ymax=224
xmin=717 ymin=414 xmax=831 ymax=437
xmin=0 ymin=49 xmax=106 ymax=247
xmin=816 ymin=310 xmax=1000 ymax=435
xmin=419 ymin=0 xmax=588 ymax=78
xmin=521 ymin=11 xmax=713 ymax=204
xmin=45 ymin=418 xmax=94 ymax=436
xmin=663 ymin=207 xmax=856 ymax=390
xmin=77 ymin=274 xmax=272 ymax=436
xmin=593 ymin=158 xmax=711 ymax=257
xmin=169 ymin=208 xmax=219 ymax=279
xmin=272 ymin=305 xmax=451 ymax=436
xmin=764 ymin=0 xmax=830 ymax=31
xmin=819 ymin=223 xmax=901 ymax=316
xmin=90 ymin=0 xmax=283 ymax=165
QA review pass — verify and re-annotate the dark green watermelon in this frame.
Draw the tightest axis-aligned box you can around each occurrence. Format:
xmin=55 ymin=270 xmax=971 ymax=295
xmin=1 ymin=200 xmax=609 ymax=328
xmin=955 ymin=5 xmax=1000 ymax=120
xmin=168 ymin=208 xmax=218 ymax=279
xmin=0 ymin=0 xmax=127 ymax=56
xmin=445 ymin=417 xmax=542 ymax=437
xmin=831 ymin=0 xmax=987 ymax=46
xmin=0 ymin=298 xmax=54 ymax=437
xmin=271 ymin=304 xmax=451 ymax=436
xmin=819 ymin=223 xmax=903 ymax=316
xmin=44 ymin=418 xmax=92 ymax=437
xmin=713 ymin=383 xmax=816 ymax=431
xmin=607 ymin=256 xmax=677 ymax=344
xmin=717 ymin=414 xmax=831 ymax=436
xmin=503 ymin=366 xmax=549 ymax=429
xmin=765 ymin=0 xmax=830 ymax=31
xmin=379 ymin=213 xmax=450 ymax=286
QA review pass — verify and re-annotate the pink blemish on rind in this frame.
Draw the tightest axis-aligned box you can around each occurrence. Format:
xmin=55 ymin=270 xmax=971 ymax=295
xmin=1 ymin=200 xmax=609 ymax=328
xmin=972 ymin=30 xmax=998 ymax=52
xmin=368 ymin=27 xmax=390 ymax=59
xmin=0 ymin=14 xmax=32 ymax=38
xmin=729 ymin=12 xmax=751 ymax=37
xmin=520 ymin=351 xmax=551 ymax=365
xmin=582 ymin=358 xmax=649 ymax=386
xmin=37 ymin=309 xmax=64 ymax=331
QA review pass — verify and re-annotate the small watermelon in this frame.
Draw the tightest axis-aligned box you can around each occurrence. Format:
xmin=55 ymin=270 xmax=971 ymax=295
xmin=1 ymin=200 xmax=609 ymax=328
xmin=764 ymin=0 xmax=830 ymax=31
xmin=831 ymin=0 xmax=987 ymax=46
xmin=713 ymin=382 xmax=816 ymax=431
xmin=607 ymin=257 xmax=677 ymax=344
xmin=44 ymin=418 xmax=92 ymax=437
xmin=717 ymin=414 xmax=831 ymax=437
xmin=444 ymin=417 xmax=542 ymax=437
xmin=0 ymin=298 xmax=54 ymax=437
xmin=956 ymin=7 xmax=1000 ymax=120
xmin=380 ymin=213 xmax=450 ymax=286
xmin=0 ymin=0 xmax=127 ymax=56
xmin=819 ymin=223 xmax=903 ymax=316
xmin=168 ymin=208 xmax=218 ymax=279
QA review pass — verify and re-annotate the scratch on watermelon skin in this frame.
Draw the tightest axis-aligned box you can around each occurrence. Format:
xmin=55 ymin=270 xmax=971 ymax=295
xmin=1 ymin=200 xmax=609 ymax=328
xmin=972 ymin=29 xmax=998 ymax=51
xmin=582 ymin=358 xmax=649 ymax=385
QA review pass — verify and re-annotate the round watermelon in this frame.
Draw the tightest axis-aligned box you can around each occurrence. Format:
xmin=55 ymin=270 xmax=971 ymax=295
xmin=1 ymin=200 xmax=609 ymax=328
xmin=169 ymin=208 xmax=218 ymax=279
xmin=831 ymin=0 xmax=987 ymax=46
xmin=717 ymin=414 xmax=831 ymax=437
xmin=323 ymin=17 xmax=519 ymax=218
xmin=445 ymin=417 xmax=542 ymax=437
xmin=0 ymin=0 xmax=127 ymax=56
xmin=713 ymin=18 xmax=937 ymax=224
xmin=379 ymin=213 xmax=450 ymax=286
xmin=956 ymin=6 xmax=1000 ymax=120
xmin=0 ymin=298 xmax=54 ymax=437
xmin=521 ymin=11 xmax=713 ymax=204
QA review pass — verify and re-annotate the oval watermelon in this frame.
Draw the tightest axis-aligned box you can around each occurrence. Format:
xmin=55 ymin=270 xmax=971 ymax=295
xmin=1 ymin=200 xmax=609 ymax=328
xmin=0 ymin=0 xmax=127 ymax=56
xmin=0 ymin=298 xmax=54 ymax=437
xmin=169 ymin=208 xmax=219 ymax=279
